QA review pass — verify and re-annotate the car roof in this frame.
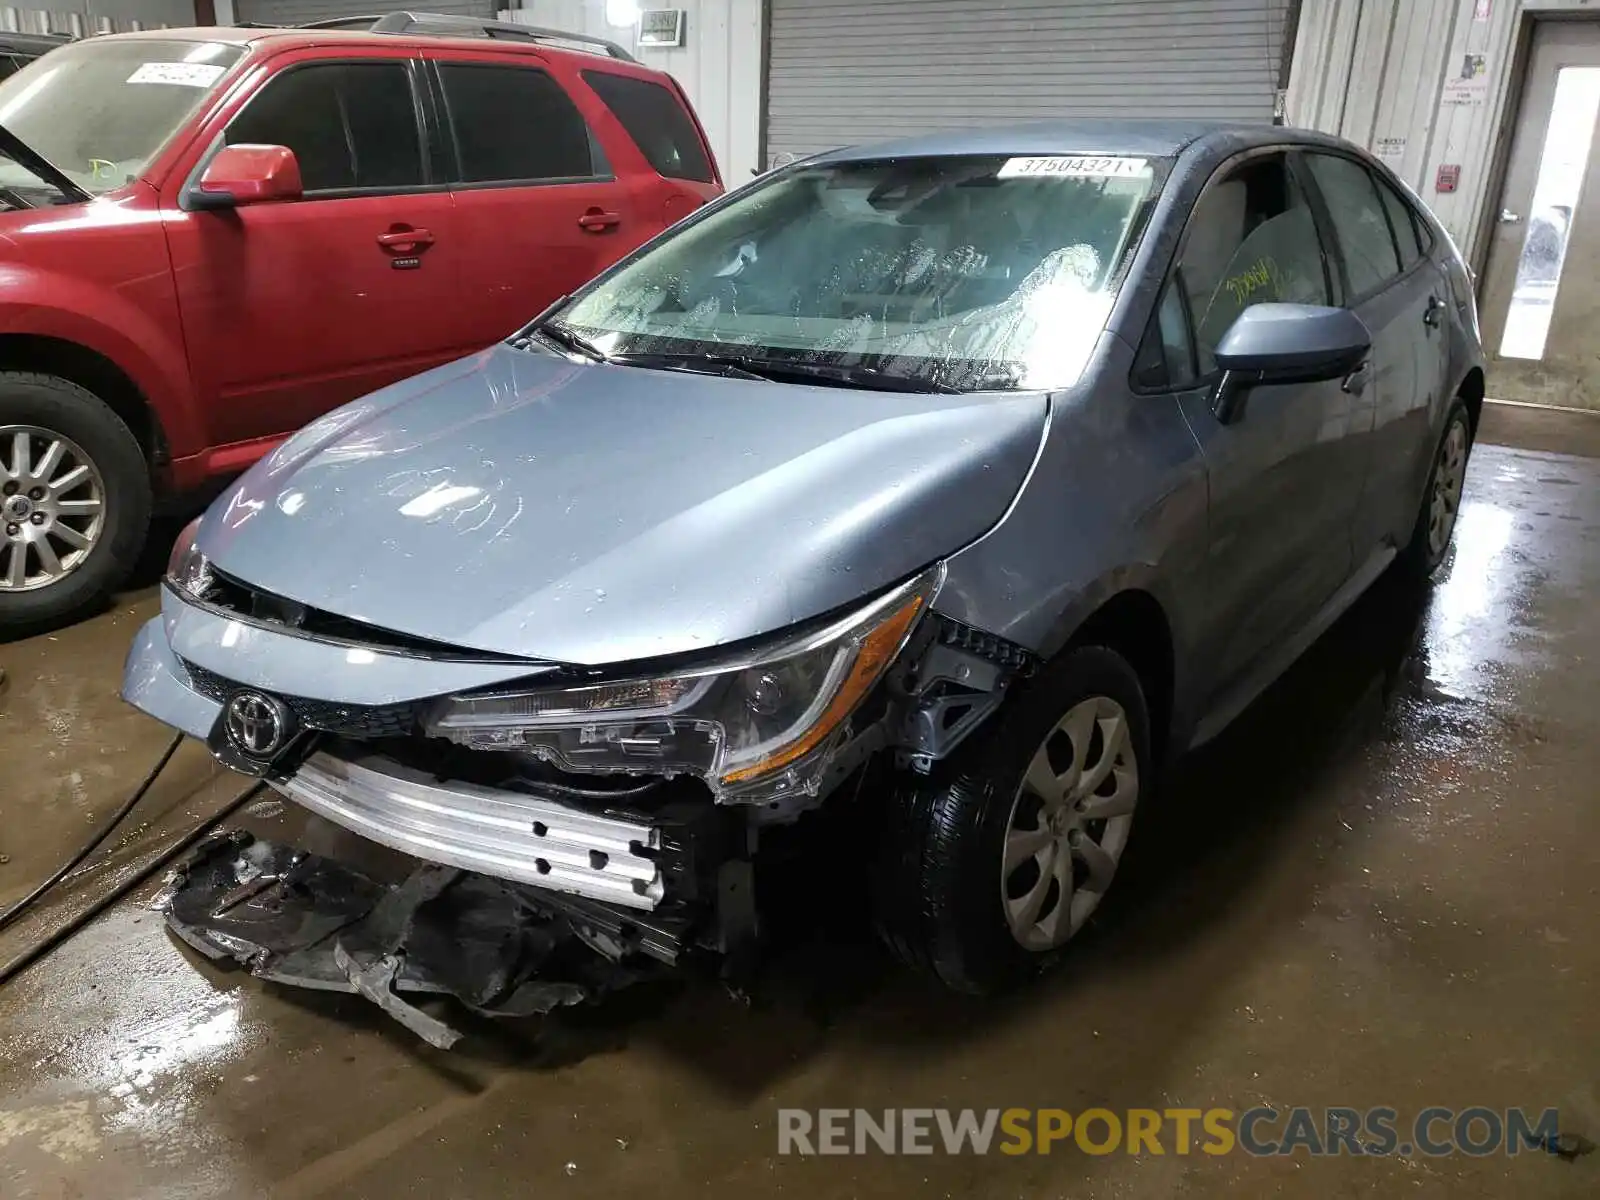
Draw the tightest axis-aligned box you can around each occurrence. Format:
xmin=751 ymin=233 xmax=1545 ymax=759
xmin=88 ymin=23 xmax=650 ymax=71
xmin=812 ymin=119 xmax=1320 ymax=163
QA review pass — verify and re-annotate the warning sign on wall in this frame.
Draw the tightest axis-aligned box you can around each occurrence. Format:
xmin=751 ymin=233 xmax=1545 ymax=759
xmin=1442 ymin=54 xmax=1491 ymax=106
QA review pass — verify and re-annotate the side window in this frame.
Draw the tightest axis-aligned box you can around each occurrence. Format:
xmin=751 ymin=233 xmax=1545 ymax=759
xmin=1134 ymin=279 xmax=1198 ymax=390
xmin=1305 ymin=153 xmax=1402 ymax=297
xmin=1174 ymin=153 xmax=1333 ymax=376
xmin=582 ymin=70 xmax=715 ymax=184
xmin=227 ymin=62 xmax=423 ymax=193
xmin=438 ymin=64 xmax=597 ymax=184
xmin=1374 ymin=175 xmax=1425 ymax=268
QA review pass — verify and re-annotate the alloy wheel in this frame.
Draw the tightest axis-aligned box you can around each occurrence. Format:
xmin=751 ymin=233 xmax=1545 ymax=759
xmin=1001 ymin=695 xmax=1140 ymax=951
xmin=1427 ymin=419 xmax=1469 ymax=559
xmin=0 ymin=425 xmax=106 ymax=593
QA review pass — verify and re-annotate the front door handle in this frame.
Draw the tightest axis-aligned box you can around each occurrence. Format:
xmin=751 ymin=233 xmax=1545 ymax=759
xmin=1424 ymin=295 xmax=1448 ymax=329
xmin=377 ymin=226 xmax=435 ymax=252
xmin=578 ymin=208 xmax=622 ymax=232
xmin=1342 ymin=361 xmax=1372 ymax=395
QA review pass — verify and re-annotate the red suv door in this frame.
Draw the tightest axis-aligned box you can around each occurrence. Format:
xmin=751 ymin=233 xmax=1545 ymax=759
xmin=577 ymin=65 xmax=723 ymax=232
xmin=423 ymin=48 xmax=648 ymax=340
xmin=163 ymin=50 xmax=472 ymax=448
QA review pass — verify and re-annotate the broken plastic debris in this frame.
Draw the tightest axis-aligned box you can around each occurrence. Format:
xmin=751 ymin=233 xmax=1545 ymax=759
xmin=159 ymin=831 xmax=668 ymax=1048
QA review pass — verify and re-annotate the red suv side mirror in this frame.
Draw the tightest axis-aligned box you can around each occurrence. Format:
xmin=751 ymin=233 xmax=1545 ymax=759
xmin=191 ymin=144 xmax=303 ymax=210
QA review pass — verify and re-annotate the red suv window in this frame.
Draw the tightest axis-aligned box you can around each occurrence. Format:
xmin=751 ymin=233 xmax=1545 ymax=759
xmin=438 ymin=63 xmax=601 ymax=183
xmin=228 ymin=62 xmax=424 ymax=192
xmin=582 ymin=70 xmax=714 ymax=184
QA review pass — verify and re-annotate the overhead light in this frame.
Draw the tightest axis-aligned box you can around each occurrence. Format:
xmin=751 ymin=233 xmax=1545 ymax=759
xmin=605 ymin=0 xmax=640 ymax=27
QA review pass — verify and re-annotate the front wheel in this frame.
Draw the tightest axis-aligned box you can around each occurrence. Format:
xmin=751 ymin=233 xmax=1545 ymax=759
xmin=0 ymin=372 xmax=151 ymax=635
xmin=874 ymin=645 xmax=1151 ymax=994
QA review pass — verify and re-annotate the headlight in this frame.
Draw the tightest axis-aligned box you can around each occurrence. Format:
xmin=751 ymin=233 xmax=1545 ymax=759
xmin=166 ymin=516 xmax=214 ymax=600
xmin=426 ymin=568 xmax=940 ymax=802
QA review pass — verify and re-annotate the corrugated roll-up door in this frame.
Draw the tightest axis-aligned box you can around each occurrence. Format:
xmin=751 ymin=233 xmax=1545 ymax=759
xmin=235 ymin=0 xmax=495 ymax=27
xmin=764 ymin=0 xmax=1294 ymax=165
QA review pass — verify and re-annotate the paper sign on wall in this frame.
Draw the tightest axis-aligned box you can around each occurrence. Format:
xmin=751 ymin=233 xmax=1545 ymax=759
xmin=126 ymin=62 xmax=227 ymax=87
xmin=1373 ymin=136 xmax=1407 ymax=165
xmin=997 ymin=156 xmax=1149 ymax=179
xmin=1441 ymin=54 xmax=1491 ymax=106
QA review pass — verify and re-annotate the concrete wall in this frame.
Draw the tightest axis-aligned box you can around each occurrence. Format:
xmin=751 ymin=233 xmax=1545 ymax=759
xmin=503 ymin=0 xmax=764 ymax=184
xmin=1286 ymin=0 xmax=1600 ymax=270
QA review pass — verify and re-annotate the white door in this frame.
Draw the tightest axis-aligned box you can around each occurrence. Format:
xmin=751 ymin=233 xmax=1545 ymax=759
xmin=1480 ymin=21 xmax=1600 ymax=409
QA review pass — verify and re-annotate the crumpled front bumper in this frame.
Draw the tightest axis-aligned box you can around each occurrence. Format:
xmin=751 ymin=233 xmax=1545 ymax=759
xmin=120 ymin=599 xmax=667 ymax=910
xmin=121 ymin=615 xmax=222 ymax=742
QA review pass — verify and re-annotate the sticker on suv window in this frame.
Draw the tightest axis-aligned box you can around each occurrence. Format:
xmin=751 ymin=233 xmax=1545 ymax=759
xmin=997 ymin=156 xmax=1149 ymax=179
xmin=126 ymin=62 xmax=227 ymax=87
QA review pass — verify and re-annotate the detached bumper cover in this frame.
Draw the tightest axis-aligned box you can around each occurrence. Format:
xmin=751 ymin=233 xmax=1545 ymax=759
xmin=123 ymin=608 xmax=668 ymax=911
xmin=122 ymin=617 xmax=222 ymax=741
xmin=159 ymin=833 xmax=671 ymax=1049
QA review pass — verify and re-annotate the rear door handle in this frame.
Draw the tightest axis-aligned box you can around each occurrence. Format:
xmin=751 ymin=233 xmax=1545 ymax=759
xmin=377 ymin=227 xmax=435 ymax=252
xmin=1342 ymin=361 xmax=1372 ymax=395
xmin=578 ymin=208 xmax=622 ymax=232
xmin=1424 ymin=295 xmax=1448 ymax=328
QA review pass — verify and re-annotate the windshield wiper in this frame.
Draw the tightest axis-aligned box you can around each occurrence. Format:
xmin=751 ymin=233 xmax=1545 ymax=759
xmin=0 ymin=124 xmax=90 ymax=205
xmin=610 ymin=351 xmax=965 ymax=394
xmin=604 ymin=350 xmax=771 ymax=383
xmin=0 ymin=185 xmax=33 ymax=211
xmin=529 ymin=320 xmax=610 ymax=363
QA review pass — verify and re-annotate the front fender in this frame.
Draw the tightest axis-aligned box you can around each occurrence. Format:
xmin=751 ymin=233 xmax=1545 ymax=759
xmin=0 ymin=211 xmax=200 ymax=458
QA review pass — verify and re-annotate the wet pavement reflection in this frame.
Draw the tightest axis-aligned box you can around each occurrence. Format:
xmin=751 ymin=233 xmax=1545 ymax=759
xmin=0 ymin=405 xmax=1597 ymax=1199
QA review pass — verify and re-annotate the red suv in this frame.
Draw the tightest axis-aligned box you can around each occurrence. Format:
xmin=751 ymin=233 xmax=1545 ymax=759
xmin=0 ymin=13 xmax=721 ymax=631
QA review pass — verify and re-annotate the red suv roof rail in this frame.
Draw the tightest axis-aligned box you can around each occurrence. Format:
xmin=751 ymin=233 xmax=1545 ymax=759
xmin=290 ymin=11 xmax=638 ymax=62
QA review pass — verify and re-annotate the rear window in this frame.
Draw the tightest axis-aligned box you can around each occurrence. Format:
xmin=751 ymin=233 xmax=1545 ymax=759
xmin=440 ymin=63 xmax=599 ymax=183
xmin=583 ymin=70 xmax=714 ymax=184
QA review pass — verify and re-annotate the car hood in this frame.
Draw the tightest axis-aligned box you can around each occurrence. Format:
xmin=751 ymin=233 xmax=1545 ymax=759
xmin=201 ymin=345 xmax=1048 ymax=665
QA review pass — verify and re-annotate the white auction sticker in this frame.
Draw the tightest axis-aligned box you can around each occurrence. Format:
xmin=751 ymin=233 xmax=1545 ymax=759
xmin=997 ymin=155 xmax=1149 ymax=179
xmin=127 ymin=62 xmax=227 ymax=87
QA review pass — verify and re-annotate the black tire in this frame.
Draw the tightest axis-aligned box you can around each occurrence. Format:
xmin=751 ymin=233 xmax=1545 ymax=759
xmin=1401 ymin=399 xmax=1473 ymax=579
xmin=0 ymin=372 xmax=151 ymax=635
xmin=874 ymin=645 xmax=1152 ymax=994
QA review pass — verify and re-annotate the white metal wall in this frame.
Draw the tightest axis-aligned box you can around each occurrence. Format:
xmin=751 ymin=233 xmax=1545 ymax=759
xmin=1287 ymin=0 xmax=1600 ymax=269
xmin=509 ymin=0 xmax=764 ymax=184
xmin=764 ymin=0 xmax=1295 ymax=165
xmin=236 ymin=0 xmax=493 ymax=25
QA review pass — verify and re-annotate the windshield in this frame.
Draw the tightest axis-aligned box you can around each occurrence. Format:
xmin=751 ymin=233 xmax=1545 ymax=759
xmin=0 ymin=38 xmax=242 ymax=197
xmin=553 ymin=153 xmax=1164 ymax=391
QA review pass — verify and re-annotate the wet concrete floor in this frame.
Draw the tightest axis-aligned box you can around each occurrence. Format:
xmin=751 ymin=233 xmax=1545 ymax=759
xmin=0 ymin=402 xmax=1597 ymax=1198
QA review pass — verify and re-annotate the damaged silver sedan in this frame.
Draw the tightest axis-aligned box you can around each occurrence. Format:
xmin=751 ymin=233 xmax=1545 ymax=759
xmin=123 ymin=120 xmax=1483 ymax=1040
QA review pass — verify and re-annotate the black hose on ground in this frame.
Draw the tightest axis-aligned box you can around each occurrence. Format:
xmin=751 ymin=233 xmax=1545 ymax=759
xmin=0 ymin=778 xmax=266 ymax=989
xmin=0 ymin=730 xmax=186 ymax=935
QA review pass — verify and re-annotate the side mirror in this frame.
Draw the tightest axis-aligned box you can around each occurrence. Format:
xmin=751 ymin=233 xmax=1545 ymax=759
xmin=189 ymin=144 xmax=303 ymax=211
xmin=1211 ymin=303 xmax=1371 ymax=423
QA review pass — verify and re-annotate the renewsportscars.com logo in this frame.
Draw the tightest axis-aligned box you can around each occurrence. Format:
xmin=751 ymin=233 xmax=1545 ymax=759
xmin=776 ymin=1106 xmax=1569 ymax=1157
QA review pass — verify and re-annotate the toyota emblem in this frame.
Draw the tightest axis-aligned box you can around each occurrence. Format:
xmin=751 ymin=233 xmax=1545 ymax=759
xmin=223 ymin=691 xmax=291 ymax=758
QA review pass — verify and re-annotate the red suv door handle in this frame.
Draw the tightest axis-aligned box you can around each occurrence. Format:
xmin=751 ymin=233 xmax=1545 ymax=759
xmin=578 ymin=208 xmax=622 ymax=232
xmin=377 ymin=227 xmax=435 ymax=252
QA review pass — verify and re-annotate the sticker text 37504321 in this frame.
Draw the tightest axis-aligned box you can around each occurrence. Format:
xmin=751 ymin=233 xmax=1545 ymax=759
xmin=997 ymin=156 xmax=1150 ymax=180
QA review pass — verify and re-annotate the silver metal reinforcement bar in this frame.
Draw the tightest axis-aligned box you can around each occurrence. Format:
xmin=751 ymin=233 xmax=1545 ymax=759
xmin=273 ymin=751 xmax=664 ymax=909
